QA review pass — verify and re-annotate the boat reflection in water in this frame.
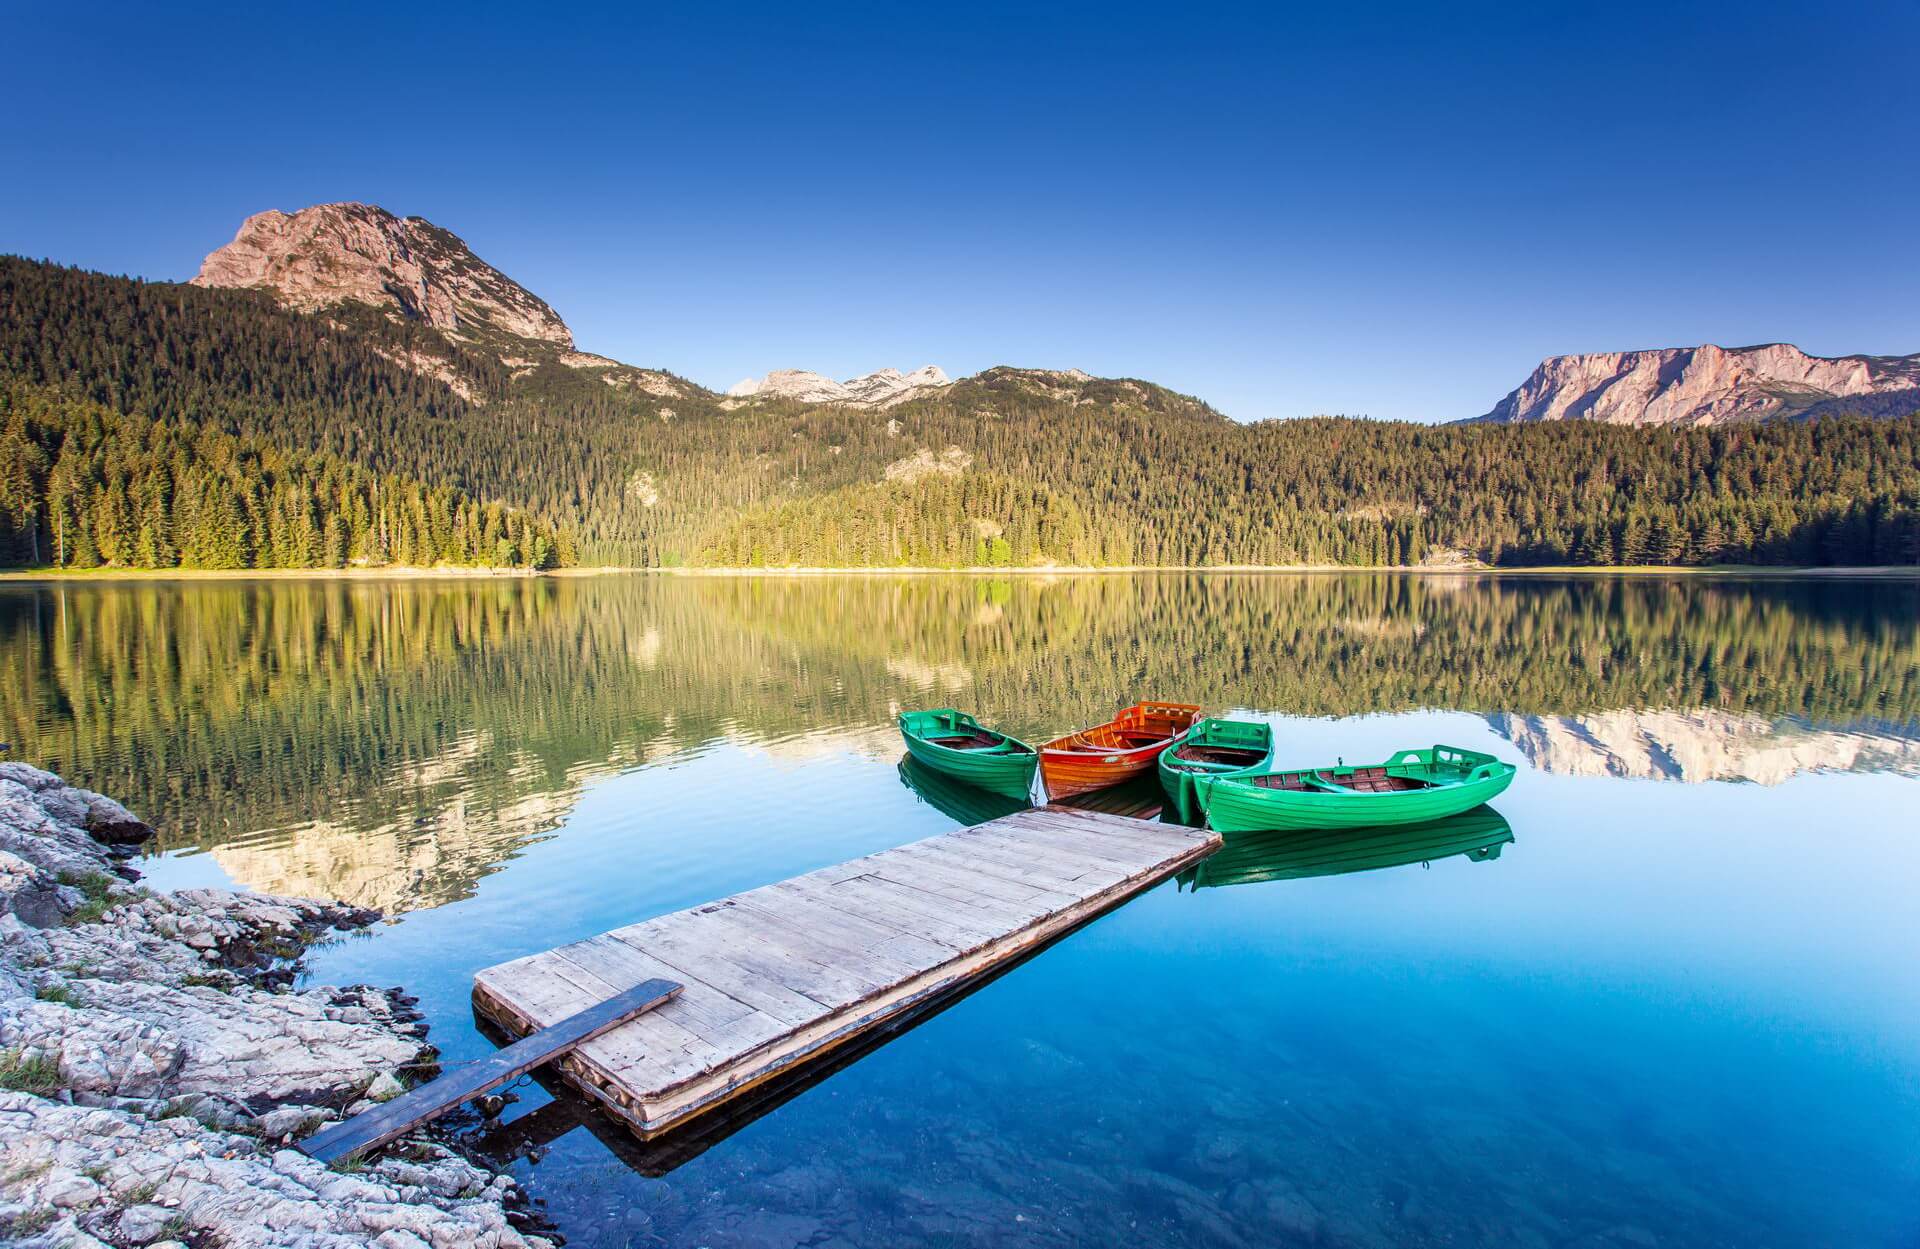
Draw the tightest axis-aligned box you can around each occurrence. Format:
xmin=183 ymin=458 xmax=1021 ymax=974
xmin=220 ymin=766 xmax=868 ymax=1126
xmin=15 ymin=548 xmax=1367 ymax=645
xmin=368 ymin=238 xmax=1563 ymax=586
xmin=1178 ymin=807 xmax=1514 ymax=891
xmin=897 ymin=755 xmax=1031 ymax=825
xmin=898 ymin=756 xmax=1168 ymax=824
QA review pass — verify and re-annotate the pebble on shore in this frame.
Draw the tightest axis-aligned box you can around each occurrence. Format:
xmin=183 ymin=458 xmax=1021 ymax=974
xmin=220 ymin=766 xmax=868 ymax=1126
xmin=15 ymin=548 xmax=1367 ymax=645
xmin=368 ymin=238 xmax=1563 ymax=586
xmin=0 ymin=762 xmax=553 ymax=1248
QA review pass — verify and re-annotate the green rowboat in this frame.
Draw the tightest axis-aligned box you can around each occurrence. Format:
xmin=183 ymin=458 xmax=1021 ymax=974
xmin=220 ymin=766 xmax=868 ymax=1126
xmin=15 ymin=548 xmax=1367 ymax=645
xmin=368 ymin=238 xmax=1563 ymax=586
xmin=1197 ymin=744 xmax=1516 ymax=832
xmin=898 ymin=709 xmax=1039 ymax=800
xmin=1177 ymin=808 xmax=1513 ymax=890
xmin=1157 ymin=718 xmax=1275 ymax=824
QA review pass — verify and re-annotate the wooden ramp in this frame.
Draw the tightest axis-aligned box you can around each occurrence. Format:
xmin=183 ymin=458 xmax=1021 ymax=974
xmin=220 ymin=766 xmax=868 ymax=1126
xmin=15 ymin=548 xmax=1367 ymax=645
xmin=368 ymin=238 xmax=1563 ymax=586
xmin=472 ymin=806 xmax=1219 ymax=1140
xmin=298 ymin=978 xmax=680 ymax=1165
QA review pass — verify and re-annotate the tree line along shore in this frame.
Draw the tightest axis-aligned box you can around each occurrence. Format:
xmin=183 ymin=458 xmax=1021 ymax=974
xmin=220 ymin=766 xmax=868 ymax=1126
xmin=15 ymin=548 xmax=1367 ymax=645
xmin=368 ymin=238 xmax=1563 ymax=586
xmin=2 ymin=256 xmax=1918 ymax=574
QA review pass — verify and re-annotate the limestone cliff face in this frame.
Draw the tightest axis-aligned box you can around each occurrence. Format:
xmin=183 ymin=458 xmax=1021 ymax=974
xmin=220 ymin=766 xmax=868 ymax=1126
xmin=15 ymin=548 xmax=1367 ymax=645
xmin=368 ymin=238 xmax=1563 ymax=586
xmin=194 ymin=202 xmax=573 ymax=347
xmin=1486 ymin=710 xmax=1920 ymax=785
xmin=727 ymin=365 xmax=951 ymax=407
xmin=1476 ymin=343 xmax=1920 ymax=426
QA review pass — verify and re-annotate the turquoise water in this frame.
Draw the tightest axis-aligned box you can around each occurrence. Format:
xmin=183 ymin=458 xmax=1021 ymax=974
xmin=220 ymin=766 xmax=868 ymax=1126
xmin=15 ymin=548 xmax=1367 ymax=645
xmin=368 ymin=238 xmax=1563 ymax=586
xmin=3 ymin=573 xmax=1916 ymax=1247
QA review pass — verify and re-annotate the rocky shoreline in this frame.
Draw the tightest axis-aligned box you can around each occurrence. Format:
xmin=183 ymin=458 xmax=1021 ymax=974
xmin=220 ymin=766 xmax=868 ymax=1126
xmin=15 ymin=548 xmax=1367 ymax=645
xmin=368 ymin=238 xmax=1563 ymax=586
xmin=0 ymin=763 xmax=551 ymax=1248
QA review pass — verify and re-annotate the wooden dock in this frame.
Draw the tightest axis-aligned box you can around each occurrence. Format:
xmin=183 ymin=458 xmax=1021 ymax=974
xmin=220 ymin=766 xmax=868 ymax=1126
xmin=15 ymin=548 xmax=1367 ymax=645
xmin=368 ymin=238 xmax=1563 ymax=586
xmin=472 ymin=806 xmax=1219 ymax=1140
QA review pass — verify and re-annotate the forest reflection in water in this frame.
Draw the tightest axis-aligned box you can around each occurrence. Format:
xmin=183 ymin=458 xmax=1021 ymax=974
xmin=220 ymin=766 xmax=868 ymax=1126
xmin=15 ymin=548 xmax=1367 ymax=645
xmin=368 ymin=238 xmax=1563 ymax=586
xmin=1 ymin=571 xmax=1915 ymax=916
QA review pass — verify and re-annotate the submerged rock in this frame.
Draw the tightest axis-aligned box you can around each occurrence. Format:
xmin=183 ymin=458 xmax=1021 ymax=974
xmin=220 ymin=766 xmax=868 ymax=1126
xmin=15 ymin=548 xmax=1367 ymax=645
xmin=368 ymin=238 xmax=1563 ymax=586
xmin=0 ymin=765 xmax=553 ymax=1247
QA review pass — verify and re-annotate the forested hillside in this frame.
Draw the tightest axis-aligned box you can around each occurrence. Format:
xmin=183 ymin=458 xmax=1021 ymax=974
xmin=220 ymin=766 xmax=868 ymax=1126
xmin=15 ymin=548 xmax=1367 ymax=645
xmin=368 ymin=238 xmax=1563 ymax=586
xmin=4 ymin=255 xmax=1918 ymax=569
xmin=0 ymin=258 xmax=637 ymax=558
xmin=0 ymin=382 xmax=568 ymax=570
xmin=652 ymin=391 xmax=1920 ymax=567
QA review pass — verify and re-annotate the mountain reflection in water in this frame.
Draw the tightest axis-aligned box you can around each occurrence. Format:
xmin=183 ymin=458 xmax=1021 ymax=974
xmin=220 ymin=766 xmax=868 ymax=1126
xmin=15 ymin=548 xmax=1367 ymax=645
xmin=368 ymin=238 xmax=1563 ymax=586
xmin=1488 ymin=709 xmax=1920 ymax=783
xmin=1 ymin=571 xmax=1914 ymax=915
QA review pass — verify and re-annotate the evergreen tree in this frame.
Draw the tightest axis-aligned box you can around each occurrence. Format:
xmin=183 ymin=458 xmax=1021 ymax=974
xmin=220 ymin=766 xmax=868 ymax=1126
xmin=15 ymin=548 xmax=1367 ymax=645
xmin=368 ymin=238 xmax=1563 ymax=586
xmin=0 ymin=381 xmax=572 ymax=571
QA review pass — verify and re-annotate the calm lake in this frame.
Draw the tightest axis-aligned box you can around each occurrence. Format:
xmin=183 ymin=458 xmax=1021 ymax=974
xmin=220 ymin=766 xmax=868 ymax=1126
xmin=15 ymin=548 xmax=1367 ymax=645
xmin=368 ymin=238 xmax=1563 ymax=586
xmin=3 ymin=572 xmax=1916 ymax=1248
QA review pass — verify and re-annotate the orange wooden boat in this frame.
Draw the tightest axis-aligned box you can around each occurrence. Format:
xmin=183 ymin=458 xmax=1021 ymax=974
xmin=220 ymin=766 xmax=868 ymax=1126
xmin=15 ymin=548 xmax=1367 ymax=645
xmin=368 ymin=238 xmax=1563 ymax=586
xmin=1039 ymin=701 xmax=1201 ymax=800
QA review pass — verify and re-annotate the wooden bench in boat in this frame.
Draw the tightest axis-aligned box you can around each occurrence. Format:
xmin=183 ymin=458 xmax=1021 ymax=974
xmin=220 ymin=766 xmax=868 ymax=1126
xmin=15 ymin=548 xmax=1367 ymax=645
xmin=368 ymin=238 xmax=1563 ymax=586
xmin=1169 ymin=743 xmax=1268 ymax=766
xmin=1254 ymin=765 xmax=1434 ymax=793
xmin=471 ymin=807 xmax=1218 ymax=1140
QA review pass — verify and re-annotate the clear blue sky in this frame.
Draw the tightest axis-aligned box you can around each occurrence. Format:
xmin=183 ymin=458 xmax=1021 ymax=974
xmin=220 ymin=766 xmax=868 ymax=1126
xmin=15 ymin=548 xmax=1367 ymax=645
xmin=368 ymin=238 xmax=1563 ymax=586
xmin=6 ymin=1 xmax=1916 ymax=421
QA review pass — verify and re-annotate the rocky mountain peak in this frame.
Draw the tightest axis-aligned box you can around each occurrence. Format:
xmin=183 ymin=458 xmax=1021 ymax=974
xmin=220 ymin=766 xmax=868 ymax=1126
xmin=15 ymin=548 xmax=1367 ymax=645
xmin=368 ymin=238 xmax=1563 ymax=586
xmin=726 ymin=365 xmax=951 ymax=408
xmin=1475 ymin=342 xmax=1920 ymax=426
xmin=192 ymin=202 xmax=573 ymax=348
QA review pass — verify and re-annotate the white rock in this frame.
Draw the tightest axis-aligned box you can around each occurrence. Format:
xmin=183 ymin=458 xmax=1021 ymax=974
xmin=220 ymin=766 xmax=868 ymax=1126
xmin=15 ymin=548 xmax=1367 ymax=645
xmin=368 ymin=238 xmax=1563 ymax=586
xmin=364 ymin=1071 xmax=407 ymax=1102
xmin=0 ymin=1094 xmax=550 ymax=1248
xmin=193 ymin=202 xmax=574 ymax=348
xmin=883 ymin=446 xmax=973 ymax=483
xmin=117 ymin=1202 xmax=175 ymax=1243
xmin=1477 ymin=342 xmax=1920 ymax=425
xmin=0 ymin=768 xmax=548 ymax=1248
xmin=727 ymin=365 xmax=951 ymax=407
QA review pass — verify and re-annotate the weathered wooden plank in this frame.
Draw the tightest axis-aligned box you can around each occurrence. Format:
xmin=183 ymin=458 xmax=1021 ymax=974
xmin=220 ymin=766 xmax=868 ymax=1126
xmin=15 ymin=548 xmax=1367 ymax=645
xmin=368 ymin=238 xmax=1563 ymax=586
xmin=551 ymin=936 xmax=788 ymax=1057
xmin=739 ymin=882 xmax=959 ymax=968
xmin=706 ymin=890 xmax=922 ymax=974
xmin=838 ymin=868 xmax=1049 ymax=933
xmin=902 ymin=831 xmax=1123 ymax=891
xmin=766 ymin=874 xmax=1000 ymax=950
xmin=939 ymin=827 xmax=1137 ymax=880
xmin=717 ymin=898 xmax=939 ymax=986
xmin=872 ymin=845 xmax=1079 ymax=912
xmin=1004 ymin=806 xmax=1193 ymax=853
xmin=521 ymin=958 xmax=716 ymax=1079
xmin=936 ymin=819 xmax=1126 ymax=865
xmin=981 ymin=811 xmax=1197 ymax=865
xmin=1029 ymin=809 xmax=1190 ymax=859
xmin=1020 ymin=807 xmax=1200 ymax=854
xmin=472 ymin=809 xmax=1220 ymax=1143
xmin=674 ymin=901 xmax=903 ymax=999
xmin=606 ymin=924 xmax=834 ymax=1025
xmin=300 ymin=978 xmax=680 ymax=1165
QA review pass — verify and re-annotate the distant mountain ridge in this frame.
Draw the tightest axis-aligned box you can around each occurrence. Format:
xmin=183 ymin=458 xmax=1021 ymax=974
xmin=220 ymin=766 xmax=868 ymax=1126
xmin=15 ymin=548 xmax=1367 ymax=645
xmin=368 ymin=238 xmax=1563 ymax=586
xmin=1475 ymin=343 xmax=1920 ymax=426
xmin=720 ymin=364 xmax=1221 ymax=418
xmin=726 ymin=366 xmax=951 ymax=408
xmin=194 ymin=204 xmax=1917 ymax=430
xmin=190 ymin=205 xmax=1175 ymax=411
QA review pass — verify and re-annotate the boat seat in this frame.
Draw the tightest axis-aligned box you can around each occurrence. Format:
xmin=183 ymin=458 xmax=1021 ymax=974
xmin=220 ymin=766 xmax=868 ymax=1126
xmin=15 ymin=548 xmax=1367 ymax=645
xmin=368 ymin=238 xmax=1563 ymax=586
xmin=929 ymin=732 xmax=1009 ymax=750
xmin=1304 ymin=769 xmax=1429 ymax=793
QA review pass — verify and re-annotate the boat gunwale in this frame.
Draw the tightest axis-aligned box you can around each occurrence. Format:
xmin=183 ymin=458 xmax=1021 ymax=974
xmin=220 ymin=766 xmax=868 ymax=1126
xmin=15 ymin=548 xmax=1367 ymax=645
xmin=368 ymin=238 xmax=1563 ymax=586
xmin=1041 ymin=736 xmax=1175 ymax=763
xmin=899 ymin=709 xmax=1038 ymax=758
xmin=1041 ymin=701 xmax=1201 ymax=760
xmin=1196 ymin=744 xmax=1517 ymax=831
xmin=1159 ymin=717 xmax=1276 ymax=777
